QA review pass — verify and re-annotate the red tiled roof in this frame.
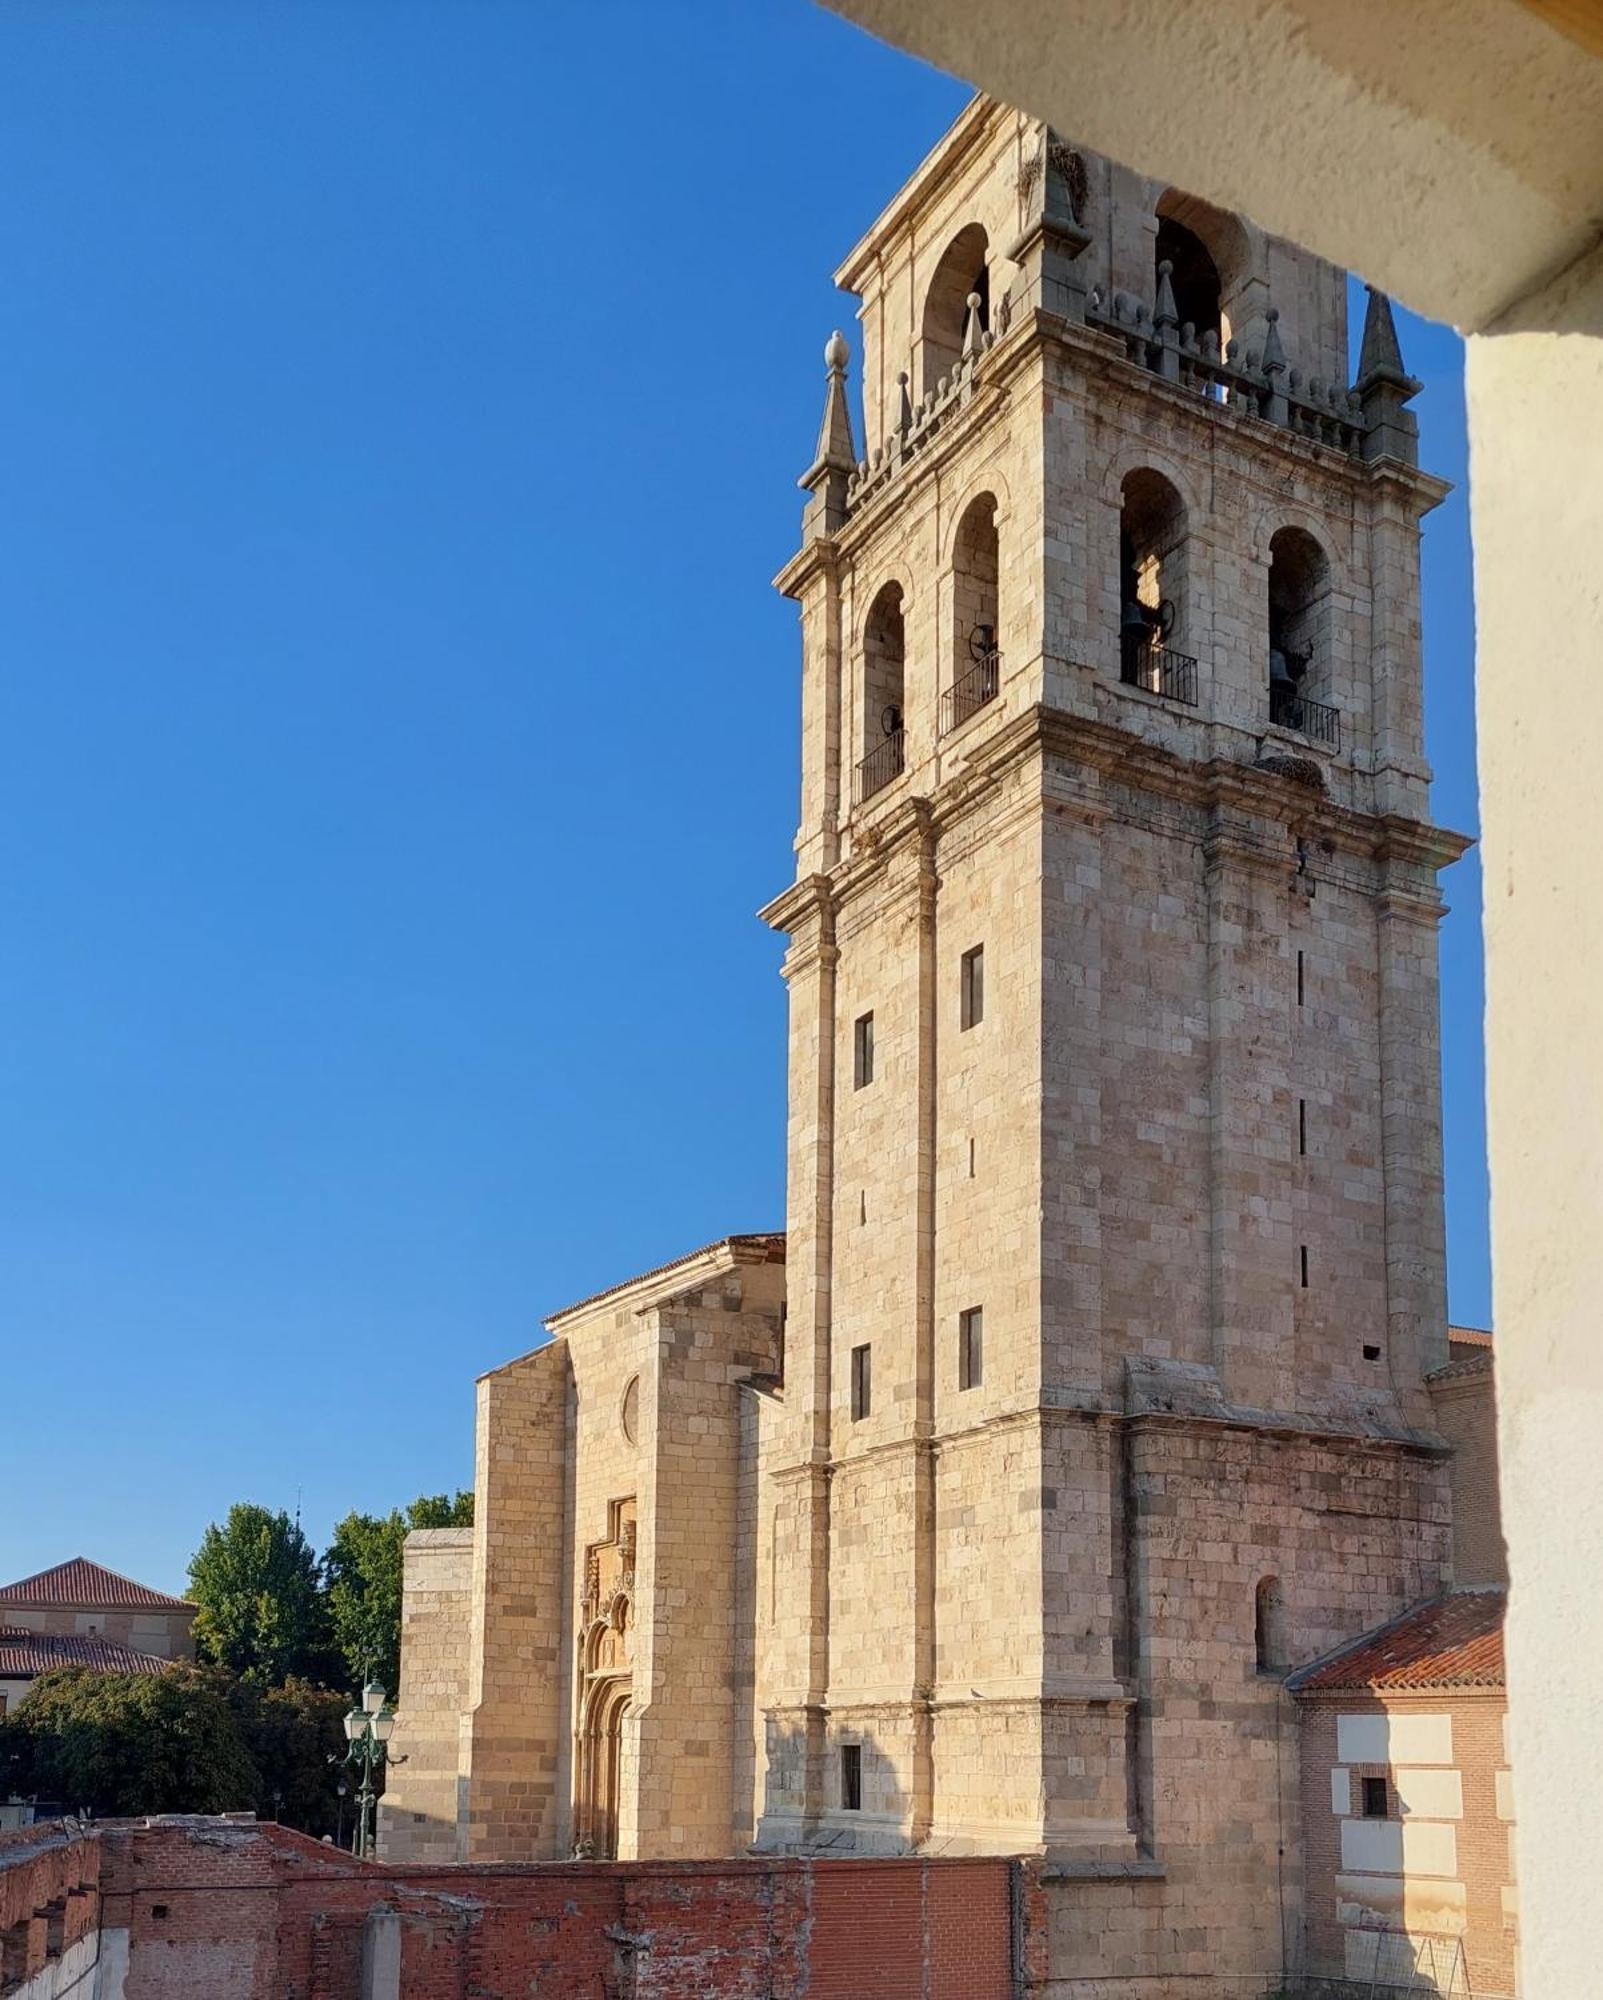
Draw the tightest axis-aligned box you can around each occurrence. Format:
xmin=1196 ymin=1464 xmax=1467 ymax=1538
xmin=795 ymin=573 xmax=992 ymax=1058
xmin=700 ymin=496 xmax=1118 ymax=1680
xmin=1290 ymin=1590 xmax=1505 ymax=1695
xmin=1448 ymin=1325 xmax=1493 ymax=1349
xmin=0 ymin=1628 xmax=175 ymax=1680
xmin=0 ymin=1559 xmax=194 ymax=1613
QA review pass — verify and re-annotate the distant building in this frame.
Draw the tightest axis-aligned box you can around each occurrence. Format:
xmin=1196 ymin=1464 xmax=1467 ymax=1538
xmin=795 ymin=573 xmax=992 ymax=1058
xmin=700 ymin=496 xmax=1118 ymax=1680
xmin=0 ymin=1558 xmax=195 ymax=1715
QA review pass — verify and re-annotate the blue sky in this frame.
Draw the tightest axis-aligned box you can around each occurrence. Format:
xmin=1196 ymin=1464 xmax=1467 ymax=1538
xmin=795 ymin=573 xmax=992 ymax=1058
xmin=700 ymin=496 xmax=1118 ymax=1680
xmin=0 ymin=3 xmax=1484 ymax=1598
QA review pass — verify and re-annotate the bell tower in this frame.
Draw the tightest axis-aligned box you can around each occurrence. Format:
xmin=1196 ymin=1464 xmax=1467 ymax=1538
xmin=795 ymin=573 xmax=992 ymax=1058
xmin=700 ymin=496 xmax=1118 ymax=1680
xmin=755 ymin=94 xmax=1467 ymax=1977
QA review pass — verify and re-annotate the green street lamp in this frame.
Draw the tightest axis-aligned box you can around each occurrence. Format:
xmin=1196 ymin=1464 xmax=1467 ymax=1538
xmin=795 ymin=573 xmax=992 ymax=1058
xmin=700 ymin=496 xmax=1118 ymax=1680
xmin=342 ymin=1678 xmax=402 ymax=1859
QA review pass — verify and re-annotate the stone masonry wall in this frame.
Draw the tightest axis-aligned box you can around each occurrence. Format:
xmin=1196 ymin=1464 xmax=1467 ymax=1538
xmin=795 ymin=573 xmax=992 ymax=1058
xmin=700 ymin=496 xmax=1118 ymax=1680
xmin=375 ymin=1529 xmax=472 ymax=1866
xmin=460 ymin=1341 xmax=570 ymax=1863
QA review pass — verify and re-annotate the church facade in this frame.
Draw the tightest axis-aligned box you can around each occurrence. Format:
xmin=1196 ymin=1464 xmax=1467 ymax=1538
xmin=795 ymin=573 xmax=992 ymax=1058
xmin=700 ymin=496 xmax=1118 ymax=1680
xmin=379 ymin=96 xmax=1489 ymax=1994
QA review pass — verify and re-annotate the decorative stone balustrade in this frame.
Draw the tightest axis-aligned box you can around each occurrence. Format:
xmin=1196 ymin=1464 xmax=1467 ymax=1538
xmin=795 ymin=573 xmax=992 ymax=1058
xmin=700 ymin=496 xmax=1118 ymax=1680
xmin=846 ymin=290 xmax=1002 ymax=512
xmin=801 ymin=266 xmax=1419 ymax=547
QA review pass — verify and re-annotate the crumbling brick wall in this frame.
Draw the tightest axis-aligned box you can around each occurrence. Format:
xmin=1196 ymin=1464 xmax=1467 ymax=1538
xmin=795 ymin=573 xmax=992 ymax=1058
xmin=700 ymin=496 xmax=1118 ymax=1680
xmin=82 ymin=1817 xmax=1019 ymax=1998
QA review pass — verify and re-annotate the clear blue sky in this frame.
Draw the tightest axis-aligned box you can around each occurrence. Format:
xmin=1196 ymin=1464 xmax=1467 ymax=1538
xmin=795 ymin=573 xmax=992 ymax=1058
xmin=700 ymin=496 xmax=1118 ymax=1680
xmin=0 ymin=3 xmax=1486 ymax=1598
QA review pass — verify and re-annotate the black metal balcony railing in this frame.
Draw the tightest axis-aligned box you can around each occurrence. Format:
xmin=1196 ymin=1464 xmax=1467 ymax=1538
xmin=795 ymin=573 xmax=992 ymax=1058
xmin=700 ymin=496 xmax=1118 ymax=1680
xmin=854 ymin=727 xmax=906 ymax=804
xmin=1120 ymin=632 xmax=1199 ymax=706
xmin=940 ymin=650 xmax=1000 ymax=734
xmin=1269 ymin=683 xmax=1341 ymax=750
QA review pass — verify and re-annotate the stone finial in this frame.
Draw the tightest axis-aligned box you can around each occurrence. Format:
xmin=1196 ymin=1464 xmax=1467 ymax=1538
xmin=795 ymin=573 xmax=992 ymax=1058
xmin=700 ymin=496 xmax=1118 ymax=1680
xmin=961 ymin=292 xmax=984 ymax=362
xmin=799 ymin=329 xmax=858 ymax=541
xmin=1355 ymin=285 xmax=1422 ymax=467
xmin=1356 ymin=285 xmax=1413 ymax=390
xmin=1153 ymin=259 xmax=1179 ymax=332
xmin=897 ymin=369 xmax=915 ymax=433
xmin=1261 ymin=305 xmax=1289 ymax=423
xmin=1153 ymin=258 xmax=1181 ymax=380
xmin=813 ymin=330 xmax=856 ymax=471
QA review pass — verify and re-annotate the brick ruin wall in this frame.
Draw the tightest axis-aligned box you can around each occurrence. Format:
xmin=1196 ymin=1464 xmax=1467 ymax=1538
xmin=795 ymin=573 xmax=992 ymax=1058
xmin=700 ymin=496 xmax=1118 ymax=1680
xmin=0 ymin=1817 xmax=1018 ymax=1999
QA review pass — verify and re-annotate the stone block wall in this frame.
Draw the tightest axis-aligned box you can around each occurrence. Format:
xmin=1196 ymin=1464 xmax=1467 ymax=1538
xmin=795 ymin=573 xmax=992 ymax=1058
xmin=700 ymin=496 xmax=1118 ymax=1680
xmin=1429 ymin=1355 xmax=1506 ymax=1589
xmin=375 ymin=1529 xmax=472 ymax=1866
xmin=460 ymin=1340 xmax=570 ymax=1863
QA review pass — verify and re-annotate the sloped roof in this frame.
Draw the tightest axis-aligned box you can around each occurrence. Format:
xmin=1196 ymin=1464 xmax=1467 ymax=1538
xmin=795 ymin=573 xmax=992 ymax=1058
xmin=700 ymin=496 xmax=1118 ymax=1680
xmin=0 ymin=1628 xmax=175 ymax=1680
xmin=1289 ymin=1590 xmax=1505 ymax=1695
xmin=544 ymin=1232 xmax=786 ymax=1327
xmin=0 ymin=1559 xmax=194 ymax=1613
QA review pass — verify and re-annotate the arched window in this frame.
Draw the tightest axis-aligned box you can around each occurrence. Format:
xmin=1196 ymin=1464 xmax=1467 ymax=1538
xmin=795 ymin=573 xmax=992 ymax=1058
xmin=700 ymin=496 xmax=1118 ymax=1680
xmin=1267 ymin=527 xmax=1335 ymax=739
xmin=1255 ymin=1576 xmax=1285 ymax=1673
xmin=858 ymin=582 xmax=906 ymax=802
xmin=1154 ymin=191 xmax=1251 ymax=351
xmin=947 ymin=494 xmax=1000 ymax=729
xmin=920 ymin=223 xmax=989 ymax=399
xmin=1156 ymin=215 xmax=1221 ymax=347
xmin=1118 ymin=469 xmax=1196 ymax=702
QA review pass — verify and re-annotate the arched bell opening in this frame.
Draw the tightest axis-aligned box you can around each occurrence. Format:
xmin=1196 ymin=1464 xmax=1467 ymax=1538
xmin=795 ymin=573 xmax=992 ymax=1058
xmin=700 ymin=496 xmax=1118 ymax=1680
xmin=1267 ymin=525 xmax=1336 ymax=741
xmin=946 ymin=494 xmax=1000 ymax=730
xmin=858 ymin=581 xmax=907 ymax=801
xmin=1118 ymin=468 xmax=1196 ymax=702
xmin=919 ymin=222 xmax=989 ymax=399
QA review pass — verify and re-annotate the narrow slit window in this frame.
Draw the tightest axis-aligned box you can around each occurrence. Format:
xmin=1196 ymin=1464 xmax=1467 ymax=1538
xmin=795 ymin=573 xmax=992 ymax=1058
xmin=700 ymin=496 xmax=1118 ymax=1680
xmin=960 ymin=944 xmax=985 ymax=1029
xmin=1298 ymin=1099 xmax=1307 ymax=1155
xmin=1296 ymin=950 xmax=1305 ymax=1006
xmin=1361 ymin=1776 xmax=1389 ymax=1819
xmin=968 ymin=1135 xmax=976 ymax=1179
xmin=841 ymin=1743 xmax=863 ymax=1812
xmin=850 ymin=1343 xmax=872 ymax=1421
xmin=959 ymin=1306 xmax=984 ymax=1390
xmin=1254 ymin=1575 xmax=1283 ymax=1671
xmin=1300 ymin=1245 xmax=1310 ymax=1289
xmin=854 ymin=1011 xmax=875 ymax=1089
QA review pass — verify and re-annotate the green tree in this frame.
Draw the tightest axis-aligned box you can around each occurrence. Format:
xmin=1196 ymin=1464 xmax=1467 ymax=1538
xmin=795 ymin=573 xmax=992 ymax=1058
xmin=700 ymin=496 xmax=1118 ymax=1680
xmin=214 ymin=1672 xmax=353 ymax=1838
xmin=187 ymin=1503 xmax=334 ymax=1684
xmin=0 ymin=1665 xmax=257 ymax=1817
xmin=323 ymin=1490 xmax=473 ymax=1695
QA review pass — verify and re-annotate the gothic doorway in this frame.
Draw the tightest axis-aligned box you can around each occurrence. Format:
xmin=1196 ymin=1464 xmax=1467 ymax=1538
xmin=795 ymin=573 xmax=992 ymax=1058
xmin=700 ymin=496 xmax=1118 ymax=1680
xmin=577 ymin=1672 xmax=630 ymax=1859
xmin=573 ymin=1497 xmax=636 ymax=1859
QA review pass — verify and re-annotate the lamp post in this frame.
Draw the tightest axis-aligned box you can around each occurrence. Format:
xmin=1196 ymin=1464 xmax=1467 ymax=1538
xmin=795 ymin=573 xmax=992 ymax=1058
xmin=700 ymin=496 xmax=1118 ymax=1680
xmin=341 ymin=1678 xmax=401 ymax=1860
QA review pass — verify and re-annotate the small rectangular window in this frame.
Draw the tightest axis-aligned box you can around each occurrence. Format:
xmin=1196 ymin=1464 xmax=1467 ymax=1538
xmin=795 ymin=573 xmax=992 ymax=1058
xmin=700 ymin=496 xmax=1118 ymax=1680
xmin=1362 ymin=1343 xmax=1381 ymax=1362
xmin=958 ymin=1306 xmax=984 ymax=1390
xmin=1361 ymin=1775 xmax=1389 ymax=1819
xmin=850 ymin=1343 xmax=872 ymax=1421
xmin=960 ymin=944 xmax=985 ymax=1029
xmin=853 ymin=1011 xmax=875 ymax=1089
xmin=841 ymin=1742 xmax=862 ymax=1811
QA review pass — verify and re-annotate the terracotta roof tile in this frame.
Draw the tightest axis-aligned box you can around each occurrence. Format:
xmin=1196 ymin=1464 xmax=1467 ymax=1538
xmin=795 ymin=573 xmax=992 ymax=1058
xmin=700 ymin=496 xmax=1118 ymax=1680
xmin=1289 ymin=1590 xmax=1505 ymax=1695
xmin=0 ymin=1559 xmax=194 ymax=1612
xmin=0 ymin=1628 xmax=176 ymax=1679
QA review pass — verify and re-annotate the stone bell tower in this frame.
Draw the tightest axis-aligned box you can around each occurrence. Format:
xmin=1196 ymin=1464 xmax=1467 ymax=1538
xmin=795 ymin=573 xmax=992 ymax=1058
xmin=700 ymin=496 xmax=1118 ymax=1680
xmin=756 ymin=95 xmax=1467 ymax=1987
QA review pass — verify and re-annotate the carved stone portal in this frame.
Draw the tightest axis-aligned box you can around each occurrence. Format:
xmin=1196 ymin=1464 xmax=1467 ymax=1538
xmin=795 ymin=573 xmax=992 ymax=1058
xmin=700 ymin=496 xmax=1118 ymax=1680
xmin=574 ymin=1496 xmax=636 ymax=1858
